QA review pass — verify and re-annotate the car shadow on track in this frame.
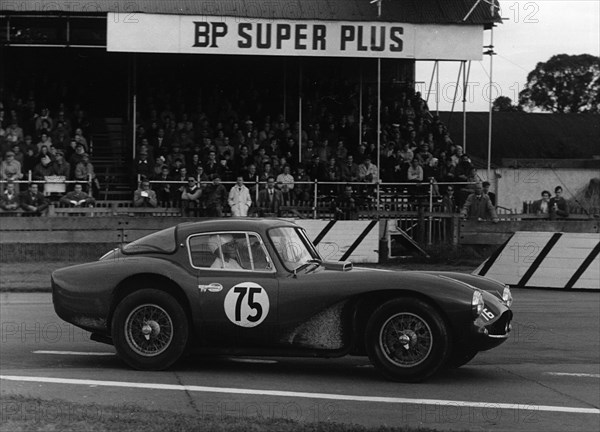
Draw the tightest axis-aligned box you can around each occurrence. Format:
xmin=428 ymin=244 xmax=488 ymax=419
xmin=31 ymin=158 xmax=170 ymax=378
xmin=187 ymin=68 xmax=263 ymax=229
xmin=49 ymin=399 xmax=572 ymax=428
xmin=33 ymin=352 xmax=498 ymax=385
xmin=172 ymin=354 xmax=497 ymax=384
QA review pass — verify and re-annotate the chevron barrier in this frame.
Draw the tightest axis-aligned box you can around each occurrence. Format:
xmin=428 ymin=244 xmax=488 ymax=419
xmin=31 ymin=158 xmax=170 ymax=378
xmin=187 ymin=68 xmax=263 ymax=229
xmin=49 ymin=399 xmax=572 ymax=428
xmin=473 ymin=231 xmax=600 ymax=289
xmin=292 ymin=220 xmax=380 ymax=263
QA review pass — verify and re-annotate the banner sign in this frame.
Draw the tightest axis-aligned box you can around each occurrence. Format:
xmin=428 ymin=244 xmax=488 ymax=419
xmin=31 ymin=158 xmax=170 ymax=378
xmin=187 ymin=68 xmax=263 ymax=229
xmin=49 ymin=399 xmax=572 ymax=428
xmin=107 ymin=13 xmax=482 ymax=60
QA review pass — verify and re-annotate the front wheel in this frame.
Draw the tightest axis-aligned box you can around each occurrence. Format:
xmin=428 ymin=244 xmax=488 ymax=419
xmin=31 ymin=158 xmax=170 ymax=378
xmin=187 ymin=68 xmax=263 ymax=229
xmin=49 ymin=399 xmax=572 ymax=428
xmin=366 ymin=298 xmax=450 ymax=382
xmin=111 ymin=289 xmax=189 ymax=370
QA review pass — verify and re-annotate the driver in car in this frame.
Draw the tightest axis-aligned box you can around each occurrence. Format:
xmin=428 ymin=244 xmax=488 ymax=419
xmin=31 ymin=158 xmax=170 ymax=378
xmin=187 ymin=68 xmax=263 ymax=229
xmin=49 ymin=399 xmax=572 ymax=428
xmin=209 ymin=234 xmax=243 ymax=269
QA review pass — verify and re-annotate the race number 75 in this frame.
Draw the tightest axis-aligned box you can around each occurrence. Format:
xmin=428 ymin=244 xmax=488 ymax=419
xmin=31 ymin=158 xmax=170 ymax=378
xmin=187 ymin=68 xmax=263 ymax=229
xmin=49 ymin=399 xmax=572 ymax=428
xmin=234 ymin=286 xmax=262 ymax=322
xmin=224 ymin=282 xmax=270 ymax=328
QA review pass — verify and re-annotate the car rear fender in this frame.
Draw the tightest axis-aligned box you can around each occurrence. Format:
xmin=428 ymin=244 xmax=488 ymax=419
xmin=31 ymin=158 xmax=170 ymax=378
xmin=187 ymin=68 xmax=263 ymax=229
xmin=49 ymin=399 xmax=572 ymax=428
xmin=107 ymin=273 xmax=196 ymax=335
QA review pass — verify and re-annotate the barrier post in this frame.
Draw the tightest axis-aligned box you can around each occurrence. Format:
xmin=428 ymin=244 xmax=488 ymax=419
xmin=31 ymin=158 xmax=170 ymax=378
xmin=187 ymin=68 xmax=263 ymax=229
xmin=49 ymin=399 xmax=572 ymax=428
xmin=376 ymin=179 xmax=381 ymax=212
xmin=452 ymin=214 xmax=460 ymax=247
xmin=313 ymin=180 xmax=318 ymax=219
xmin=417 ymin=204 xmax=426 ymax=244
xmin=254 ymin=176 xmax=259 ymax=203
xmin=428 ymin=179 xmax=433 ymax=245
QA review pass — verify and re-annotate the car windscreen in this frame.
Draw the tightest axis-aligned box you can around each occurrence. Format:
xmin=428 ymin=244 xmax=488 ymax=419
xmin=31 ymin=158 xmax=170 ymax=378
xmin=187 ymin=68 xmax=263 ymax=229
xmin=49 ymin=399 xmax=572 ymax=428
xmin=121 ymin=227 xmax=177 ymax=255
xmin=268 ymin=227 xmax=320 ymax=271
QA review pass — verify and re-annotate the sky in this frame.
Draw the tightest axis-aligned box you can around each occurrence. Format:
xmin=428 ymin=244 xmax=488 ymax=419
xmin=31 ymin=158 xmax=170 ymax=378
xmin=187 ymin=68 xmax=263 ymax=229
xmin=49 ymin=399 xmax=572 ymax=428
xmin=415 ymin=0 xmax=600 ymax=112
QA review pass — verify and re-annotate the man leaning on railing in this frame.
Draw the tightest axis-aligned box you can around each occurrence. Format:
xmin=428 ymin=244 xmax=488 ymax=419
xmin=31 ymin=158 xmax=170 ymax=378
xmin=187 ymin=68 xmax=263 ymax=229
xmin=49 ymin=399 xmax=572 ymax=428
xmin=181 ymin=176 xmax=203 ymax=216
xmin=59 ymin=183 xmax=95 ymax=207
xmin=0 ymin=181 xmax=20 ymax=214
xmin=20 ymin=183 xmax=49 ymax=216
xmin=331 ymin=184 xmax=359 ymax=220
xmin=460 ymin=183 xmax=499 ymax=223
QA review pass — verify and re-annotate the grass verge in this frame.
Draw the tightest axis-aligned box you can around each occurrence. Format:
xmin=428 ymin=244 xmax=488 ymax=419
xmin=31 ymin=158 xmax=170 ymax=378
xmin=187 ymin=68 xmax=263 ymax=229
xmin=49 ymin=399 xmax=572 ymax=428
xmin=0 ymin=395 xmax=455 ymax=432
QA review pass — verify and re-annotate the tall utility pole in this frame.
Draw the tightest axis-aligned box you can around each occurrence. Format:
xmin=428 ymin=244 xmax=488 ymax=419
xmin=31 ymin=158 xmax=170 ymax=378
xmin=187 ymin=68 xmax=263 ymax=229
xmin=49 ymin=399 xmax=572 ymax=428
xmin=372 ymin=0 xmax=383 ymax=207
xmin=485 ymin=27 xmax=496 ymax=181
xmin=464 ymin=0 xmax=500 ymax=180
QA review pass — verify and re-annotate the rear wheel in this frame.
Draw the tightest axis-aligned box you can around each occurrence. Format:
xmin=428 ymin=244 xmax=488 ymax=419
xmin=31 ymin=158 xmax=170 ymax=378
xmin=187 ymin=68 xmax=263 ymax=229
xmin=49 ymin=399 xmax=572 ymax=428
xmin=112 ymin=289 xmax=189 ymax=370
xmin=366 ymin=298 xmax=450 ymax=382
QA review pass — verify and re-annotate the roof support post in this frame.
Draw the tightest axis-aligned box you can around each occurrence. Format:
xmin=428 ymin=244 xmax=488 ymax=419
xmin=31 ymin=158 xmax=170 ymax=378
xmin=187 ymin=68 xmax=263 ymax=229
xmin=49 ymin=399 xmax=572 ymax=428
xmin=377 ymin=56 xmax=381 ymax=210
xmin=298 ymin=61 xmax=303 ymax=164
xmin=435 ymin=60 xmax=440 ymax=115
xmin=131 ymin=53 xmax=137 ymax=160
xmin=425 ymin=60 xmax=438 ymax=106
xmin=486 ymin=26 xmax=496 ymax=181
xmin=282 ymin=59 xmax=287 ymax=122
xmin=463 ymin=60 xmax=471 ymax=153
xmin=359 ymin=61 xmax=363 ymax=147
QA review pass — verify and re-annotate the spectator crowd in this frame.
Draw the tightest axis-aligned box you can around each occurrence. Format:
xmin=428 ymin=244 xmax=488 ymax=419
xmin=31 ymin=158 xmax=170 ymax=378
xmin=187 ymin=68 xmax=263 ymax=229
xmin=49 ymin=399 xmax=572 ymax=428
xmin=0 ymin=96 xmax=105 ymax=214
xmin=2 ymin=77 xmax=500 ymax=218
xmin=0 ymin=98 xmax=100 ymax=187
xmin=126 ymin=80 xmax=488 ymax=217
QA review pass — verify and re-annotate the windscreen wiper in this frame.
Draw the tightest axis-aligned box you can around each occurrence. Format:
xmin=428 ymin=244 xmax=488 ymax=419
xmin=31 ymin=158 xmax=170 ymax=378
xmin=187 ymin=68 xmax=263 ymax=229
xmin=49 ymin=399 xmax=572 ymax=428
xmin=292 ymin=259 xmax=322 ymax=277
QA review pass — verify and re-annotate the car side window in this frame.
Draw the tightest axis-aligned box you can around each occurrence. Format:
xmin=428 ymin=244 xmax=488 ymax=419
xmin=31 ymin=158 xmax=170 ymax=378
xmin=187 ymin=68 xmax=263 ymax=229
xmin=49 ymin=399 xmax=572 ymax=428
xmin=188 ymin=234 xmax=216 ymax=268
xmin=229 ymin=233 xmax=251 ymax=270
xmin=188 ymin=232 xmax=273 ymax=272
xmin=248 ymin=234 xmax=272 ymax=271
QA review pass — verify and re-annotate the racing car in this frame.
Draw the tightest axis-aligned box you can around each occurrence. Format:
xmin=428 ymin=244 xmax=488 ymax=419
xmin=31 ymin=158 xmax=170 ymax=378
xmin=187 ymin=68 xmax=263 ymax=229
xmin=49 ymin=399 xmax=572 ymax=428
xmin=52 ymin=218 xmax=513 ymax=382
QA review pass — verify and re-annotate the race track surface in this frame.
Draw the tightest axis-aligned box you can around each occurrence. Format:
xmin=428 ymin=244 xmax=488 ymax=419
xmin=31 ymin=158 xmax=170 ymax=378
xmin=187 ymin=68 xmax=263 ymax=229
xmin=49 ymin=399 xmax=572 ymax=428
xmin=1 ymin=289 xmax=599 ymax=431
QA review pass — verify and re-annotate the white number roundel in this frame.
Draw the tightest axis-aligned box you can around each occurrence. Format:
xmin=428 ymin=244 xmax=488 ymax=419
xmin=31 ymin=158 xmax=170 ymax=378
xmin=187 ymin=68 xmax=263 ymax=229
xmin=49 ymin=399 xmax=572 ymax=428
xmin=224 ymin=282 xmax=270 ymax=327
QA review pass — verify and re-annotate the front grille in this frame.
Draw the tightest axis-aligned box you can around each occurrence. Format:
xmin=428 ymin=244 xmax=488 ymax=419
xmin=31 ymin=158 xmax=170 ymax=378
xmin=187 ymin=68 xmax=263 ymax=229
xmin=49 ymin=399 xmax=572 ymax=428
xmin=488 ymin=311 xmax=512 ymax=336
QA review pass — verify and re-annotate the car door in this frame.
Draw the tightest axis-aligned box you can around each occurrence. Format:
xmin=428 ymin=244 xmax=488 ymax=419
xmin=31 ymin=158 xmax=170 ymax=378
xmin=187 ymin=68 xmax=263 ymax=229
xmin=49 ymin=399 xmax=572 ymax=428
xmin=187 ymin=231 xmax=278 ymax=348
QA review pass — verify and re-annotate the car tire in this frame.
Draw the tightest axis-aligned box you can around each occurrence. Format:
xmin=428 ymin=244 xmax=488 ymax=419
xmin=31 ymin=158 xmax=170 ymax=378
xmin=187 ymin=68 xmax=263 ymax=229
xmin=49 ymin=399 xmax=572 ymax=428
xmin=446 ymin=348 xmax=478 ymax=369
xmin=112 ymin=289 xmax=189 ymax=371
xmin=365 ymin=298 xmax=450 ymax=382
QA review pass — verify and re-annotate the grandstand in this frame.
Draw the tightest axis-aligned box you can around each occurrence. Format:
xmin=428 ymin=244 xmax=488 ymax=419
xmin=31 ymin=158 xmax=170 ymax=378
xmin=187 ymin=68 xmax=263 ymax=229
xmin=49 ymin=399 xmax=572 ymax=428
xmin=3 ymin=0 xmax=599 ymax=266
xmin=1 ymin=0 xmax=501 ymax=206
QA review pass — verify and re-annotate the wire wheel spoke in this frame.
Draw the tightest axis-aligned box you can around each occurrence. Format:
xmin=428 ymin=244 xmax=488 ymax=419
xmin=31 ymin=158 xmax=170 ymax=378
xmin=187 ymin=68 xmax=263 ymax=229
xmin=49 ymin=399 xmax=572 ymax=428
xmin=125 ymin=303 xmax=174 ymax=357
xmin=380 ymin=312 xmax=433 ymax=367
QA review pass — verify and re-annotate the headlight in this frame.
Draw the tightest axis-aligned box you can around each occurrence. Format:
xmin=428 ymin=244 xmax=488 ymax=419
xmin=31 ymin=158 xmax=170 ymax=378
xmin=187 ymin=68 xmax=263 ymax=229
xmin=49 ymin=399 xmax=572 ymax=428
xmin=472 ymin=290 xmax=484 ymax=317
xmin=502 ymin=286 xmax=513 ymax=307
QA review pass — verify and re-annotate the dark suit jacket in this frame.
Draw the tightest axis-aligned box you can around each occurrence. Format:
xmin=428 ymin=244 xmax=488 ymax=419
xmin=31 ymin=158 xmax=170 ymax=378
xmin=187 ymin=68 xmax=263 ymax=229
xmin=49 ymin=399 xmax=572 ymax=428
xmin=20 ymin=191 xmax=49 ymax=212
xmin=257 ymin=187 xmax=284 ymax=216
xmin=0 ymin=190 xmax=20 ymax=210
xmin=531 ymin=198 xmax=550 ymax=215
xmin=549 ymin=196 xmax=569 ymax=218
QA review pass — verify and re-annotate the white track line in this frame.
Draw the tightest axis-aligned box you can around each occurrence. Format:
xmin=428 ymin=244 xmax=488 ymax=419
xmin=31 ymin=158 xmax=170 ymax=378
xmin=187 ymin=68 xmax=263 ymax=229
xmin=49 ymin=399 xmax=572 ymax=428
xmin=545 ymin=372 xmax=600 ymax=378
xmin=33 ymin=350 xmax=114 ymax=356
xmin=1 ymin=375 xmax=598 ymax=415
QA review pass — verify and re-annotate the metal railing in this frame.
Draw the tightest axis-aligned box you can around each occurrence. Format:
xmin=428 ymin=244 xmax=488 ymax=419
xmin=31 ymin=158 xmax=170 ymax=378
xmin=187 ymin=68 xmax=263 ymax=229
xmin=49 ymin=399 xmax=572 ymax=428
xmin=135 ymin=175 xmax=481 ymax=246
xmin=0 ymin=170 xmax=93 ymax=194
xmin=139 ymin=174 xmax=476 ymax=211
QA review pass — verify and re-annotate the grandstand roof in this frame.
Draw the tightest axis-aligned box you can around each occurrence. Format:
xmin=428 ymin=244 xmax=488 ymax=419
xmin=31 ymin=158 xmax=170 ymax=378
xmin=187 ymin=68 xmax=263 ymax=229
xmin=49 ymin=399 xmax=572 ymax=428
xmin=440 ymin=112 xmax=600 ymax=165
xmin=1 ymin=0 xmax=501 ymax=26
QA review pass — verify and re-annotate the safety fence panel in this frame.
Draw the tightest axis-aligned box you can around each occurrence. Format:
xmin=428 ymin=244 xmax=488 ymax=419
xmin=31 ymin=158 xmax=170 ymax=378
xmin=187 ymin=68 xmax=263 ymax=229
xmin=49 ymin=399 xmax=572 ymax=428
xmin=293 ymin=220 xmax=380 ymax=263
xmin=473 ymin=231 xmax=600 ymax=289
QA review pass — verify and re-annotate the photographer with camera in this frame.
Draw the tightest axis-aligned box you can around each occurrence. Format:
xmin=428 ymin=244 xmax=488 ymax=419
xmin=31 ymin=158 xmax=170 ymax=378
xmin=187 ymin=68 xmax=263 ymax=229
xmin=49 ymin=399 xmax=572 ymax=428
xmin=549 ymin=185 xmax=569 ymax=220
xmin=133 ymin=180 xmax=158 ymax=208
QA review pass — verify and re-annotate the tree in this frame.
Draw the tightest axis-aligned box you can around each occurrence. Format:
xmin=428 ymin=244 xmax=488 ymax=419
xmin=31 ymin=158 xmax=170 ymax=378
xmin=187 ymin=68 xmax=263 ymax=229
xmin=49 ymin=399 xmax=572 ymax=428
xmin=493 ymin=96 xmax=522 ymax=112
xmin=519 ymin=54 xmax=600 ymax=113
